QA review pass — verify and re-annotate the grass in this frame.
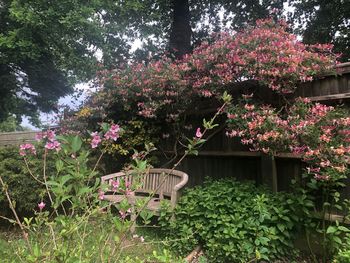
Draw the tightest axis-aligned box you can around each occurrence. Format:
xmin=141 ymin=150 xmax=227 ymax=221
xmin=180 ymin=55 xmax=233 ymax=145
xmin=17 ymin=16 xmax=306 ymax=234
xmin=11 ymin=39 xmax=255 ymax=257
xmin=0 ymin=218 xmax=177 ymax=262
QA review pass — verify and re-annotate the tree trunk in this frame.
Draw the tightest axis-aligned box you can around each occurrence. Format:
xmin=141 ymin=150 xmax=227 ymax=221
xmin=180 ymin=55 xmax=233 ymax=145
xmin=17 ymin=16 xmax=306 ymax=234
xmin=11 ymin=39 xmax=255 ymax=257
xmin=169 ymin=0 xmax=192 ymax=59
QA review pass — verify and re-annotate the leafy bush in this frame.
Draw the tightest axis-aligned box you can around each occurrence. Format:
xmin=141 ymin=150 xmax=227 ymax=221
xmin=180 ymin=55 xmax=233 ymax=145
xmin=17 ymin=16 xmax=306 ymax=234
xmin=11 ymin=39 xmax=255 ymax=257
xmin=160 ymin=179 xmax=310 ymax=262
xmin=0 ymin=146 xmax=47 ymax=217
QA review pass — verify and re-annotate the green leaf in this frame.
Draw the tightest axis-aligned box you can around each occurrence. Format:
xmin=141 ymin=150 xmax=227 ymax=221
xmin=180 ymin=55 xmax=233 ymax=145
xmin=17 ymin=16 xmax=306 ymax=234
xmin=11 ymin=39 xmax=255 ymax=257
xmin=338 ymin=226 xmax=350 ymax=232
xmin=55 ymin=159 xmax=64 ymax=173
xmin=71 ymin=136 xmax=82 ymax=152
xmin=326 ymin=226 xmax=337 ymax=234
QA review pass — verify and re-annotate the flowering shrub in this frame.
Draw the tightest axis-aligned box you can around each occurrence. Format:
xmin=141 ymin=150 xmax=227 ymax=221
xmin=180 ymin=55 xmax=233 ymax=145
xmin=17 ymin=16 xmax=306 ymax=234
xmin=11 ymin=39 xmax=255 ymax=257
xmin=94 ymin=19 xmax=336 ymax=122
xmin=225 ymin=96 xmax=350 ymax=184
xmin=225 ymin=96 xmax=350 ymax=261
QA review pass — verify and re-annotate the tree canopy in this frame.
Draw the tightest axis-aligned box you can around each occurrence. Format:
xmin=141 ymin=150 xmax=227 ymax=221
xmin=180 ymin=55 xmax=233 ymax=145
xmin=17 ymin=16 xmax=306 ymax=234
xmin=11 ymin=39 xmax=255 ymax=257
xmin=289 ymin=0 xmax=350 ymax=62
xmin=1 ymin=0 xmax=349 ymax=125
xmin=0 ymin=0 xmax=130 ymax=124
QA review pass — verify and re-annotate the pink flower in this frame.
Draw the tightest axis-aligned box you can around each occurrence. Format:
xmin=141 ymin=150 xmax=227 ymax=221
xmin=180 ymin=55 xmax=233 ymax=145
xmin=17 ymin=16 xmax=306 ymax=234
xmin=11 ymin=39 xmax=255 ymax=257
xmin=104 ymin=124 xmax=120 ymax=141
xmin=45 ymin=141 xmax=61 ymax=152
xmin=110 ymin=124 xmax=120 ymax=133
xmin=195 ymin=128 xmax=203 ymax=138
xmin=320 ymin=160 xmax=331 ymax=167
xmin=306 ymin=167 xmax=320 ymax=174
xmin=46 ymin=130 xmax=56 ymax=142
xmin=36 ymin=130 xmax=56 ymax=142
xmin=111 ymin=180 xmax=119 ymax=191
xmin=319 ymin=134 xmax=331 ymax=143
xmin=244 ymin=104 xmax=255 ymax=111
xmin=91 ymin=132 xmax=102 ymax=148
xmin=38 ymin=201 xmax=45 ymax=211
xmin=227 ymin=113 xmax=237 ymax=119
xmin=314 ymin=174 xmax=330 ymax=181
xmin=140 ymin=236 xmax=145 ymax=242
xmin=119 ymin=208 xmax=132 ymax=219
xmin=98 ymin=190 xmax=105 ymax=200
xmin=19 ymin=143 xmax=36 ymax=156
xmin=35 ymin=132 xmax=43 ymax=141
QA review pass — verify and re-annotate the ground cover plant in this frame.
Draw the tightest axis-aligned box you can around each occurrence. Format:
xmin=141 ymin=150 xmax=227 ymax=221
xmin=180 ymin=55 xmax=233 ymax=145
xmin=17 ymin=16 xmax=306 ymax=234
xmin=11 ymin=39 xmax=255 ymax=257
xmin=160 ymin=178 xmax=311 ymax=262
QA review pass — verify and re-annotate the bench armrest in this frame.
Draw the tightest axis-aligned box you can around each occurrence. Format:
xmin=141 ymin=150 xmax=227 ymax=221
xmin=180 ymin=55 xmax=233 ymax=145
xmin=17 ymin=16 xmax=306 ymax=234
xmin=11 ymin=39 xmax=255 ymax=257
xmin=170 ymin=171 xmax=188 ymax=208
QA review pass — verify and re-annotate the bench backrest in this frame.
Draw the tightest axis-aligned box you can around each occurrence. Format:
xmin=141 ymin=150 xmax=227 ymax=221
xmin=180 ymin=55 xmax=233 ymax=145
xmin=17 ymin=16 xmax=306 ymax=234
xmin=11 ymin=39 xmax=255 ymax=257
xmin=101 ymin=168 xmax=188 ymax=199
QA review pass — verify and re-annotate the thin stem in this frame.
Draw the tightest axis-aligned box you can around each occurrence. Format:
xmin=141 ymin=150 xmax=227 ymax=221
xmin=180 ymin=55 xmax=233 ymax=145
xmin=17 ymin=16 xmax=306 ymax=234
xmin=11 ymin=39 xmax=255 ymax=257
xmin=0 ymin=174 xmax=32 ymax=251
xmin=305 ymin=228 xmax=317 ymax=263
xmin=48 ymin=224 xmax=57 ymax=250
xmin=24 ymin=158 xmax=45 ymax=185
xmin=42 ymin=150 xmax=58 ymax=216
xmin=91 ymin=150 xmax=105 ymax=177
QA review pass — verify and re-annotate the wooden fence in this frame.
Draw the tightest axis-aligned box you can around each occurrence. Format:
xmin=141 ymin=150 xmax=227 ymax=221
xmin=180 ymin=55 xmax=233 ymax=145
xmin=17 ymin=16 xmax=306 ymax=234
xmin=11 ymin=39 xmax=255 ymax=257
xmin=0 ymin=131 xmax=38 ymax=146
xmin=295 ymin=62 xmax=350 ymax=102
xmin=158 ymin=62 xmax=350 ymax=197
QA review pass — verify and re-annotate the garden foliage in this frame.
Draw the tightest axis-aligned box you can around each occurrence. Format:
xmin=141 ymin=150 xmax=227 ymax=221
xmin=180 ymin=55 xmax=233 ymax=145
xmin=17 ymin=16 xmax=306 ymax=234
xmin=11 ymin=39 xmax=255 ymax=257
xmin=0 ymin=146 xmax=47 ymax=216
xmin=226 ymin=96 xmax=350 ymax=184
xmin=92 ymin=19 xmax=336 ymax=123
xmin=160 ymin=179 xmax=311 ymax=262
xmin=225 ymin=95 xmax=350 ymax=261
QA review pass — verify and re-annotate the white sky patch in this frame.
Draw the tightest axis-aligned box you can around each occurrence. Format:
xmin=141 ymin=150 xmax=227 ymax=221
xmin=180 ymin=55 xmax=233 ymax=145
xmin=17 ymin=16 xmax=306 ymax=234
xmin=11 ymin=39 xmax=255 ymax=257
xmin=130 ymin=39 xmax=143 ymax=52
xmin=21 ymin=82 xmax=96 ymax=130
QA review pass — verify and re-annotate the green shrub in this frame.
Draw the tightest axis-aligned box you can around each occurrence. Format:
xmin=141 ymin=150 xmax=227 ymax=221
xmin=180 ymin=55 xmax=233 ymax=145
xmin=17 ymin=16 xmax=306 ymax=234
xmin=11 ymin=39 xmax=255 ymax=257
xmin=332 ymin=231 xmax=350 ymax=262
xmin=160 ymin=179 xmax=310 ymax=262
xmin=0 ymin=146 xmax=47 ymax=217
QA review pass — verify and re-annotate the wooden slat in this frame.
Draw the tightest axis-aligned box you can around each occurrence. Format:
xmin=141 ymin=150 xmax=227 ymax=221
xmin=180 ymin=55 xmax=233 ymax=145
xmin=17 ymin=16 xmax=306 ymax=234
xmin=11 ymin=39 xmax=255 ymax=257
xmin=313 ymin=212 xmax=350 ymax=224
xmin=307 ymin=92 xmax=350 ymax=102
xmin=160 ymin=150 xmax=302 ymax=159
xmin=0 ymin=131 xmax=38 ymax=146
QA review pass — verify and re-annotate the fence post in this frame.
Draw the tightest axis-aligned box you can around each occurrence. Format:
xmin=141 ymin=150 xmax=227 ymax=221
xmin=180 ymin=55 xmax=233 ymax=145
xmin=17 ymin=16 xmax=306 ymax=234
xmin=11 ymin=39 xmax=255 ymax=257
xmin=260 ymin=154 xmax=278 ymax=192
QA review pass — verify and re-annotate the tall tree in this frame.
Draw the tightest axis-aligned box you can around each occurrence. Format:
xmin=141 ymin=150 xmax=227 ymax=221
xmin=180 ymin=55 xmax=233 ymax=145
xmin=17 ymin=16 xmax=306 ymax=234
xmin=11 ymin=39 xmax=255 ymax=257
xmin=0 ymin=0 xmax=130 ymax=124
xmin=289 ymin=0 xmax=350 ymax=62
xmin=169 ymin=0 xmax=192 ymax=58
xmin=130 ymin=0 xmax=284 ymax=60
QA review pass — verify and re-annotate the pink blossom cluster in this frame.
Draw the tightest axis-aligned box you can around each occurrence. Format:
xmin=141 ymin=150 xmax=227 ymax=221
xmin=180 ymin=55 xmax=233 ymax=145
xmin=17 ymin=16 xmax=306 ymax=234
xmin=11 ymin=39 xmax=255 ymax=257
xmin=119 ymin=208 xmax=132 ymax=219
xmin=36 ymin=130 xmax=61 ymax=152
xmin=104 ymin=124 xmax=120 ymax=141
xmin=90 ymin=132 xmax=101 ymax=148
xmin=90 ymin=124 xmax=120 ymax=149
xmin=19 ymin=143 xmax=36 ymax=156
xmin=94 ymin=19 xmax=336 ymax=121
xmin=225 ymin=96 xmax=350 ymax=182
xmin=45 ymin=140 xmax=61 ymax=152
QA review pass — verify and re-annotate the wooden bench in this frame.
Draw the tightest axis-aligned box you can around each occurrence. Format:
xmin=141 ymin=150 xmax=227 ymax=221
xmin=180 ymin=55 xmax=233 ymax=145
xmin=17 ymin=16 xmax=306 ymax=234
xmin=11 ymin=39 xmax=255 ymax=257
xmin=101 ymin=168 xmax=189 ymax=213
